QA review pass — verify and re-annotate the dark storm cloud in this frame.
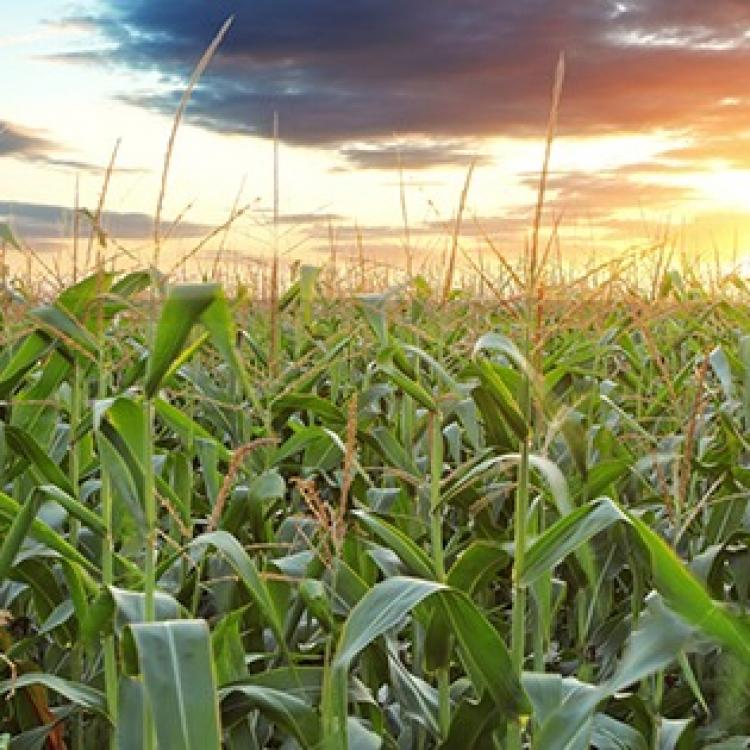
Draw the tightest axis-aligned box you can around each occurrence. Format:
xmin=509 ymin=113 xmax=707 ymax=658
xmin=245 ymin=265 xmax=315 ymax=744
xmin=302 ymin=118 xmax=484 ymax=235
xmin=0 ymin=200 xmax=212 ymax=242
xmin=52 ymin=1 xmax=750 ymax=157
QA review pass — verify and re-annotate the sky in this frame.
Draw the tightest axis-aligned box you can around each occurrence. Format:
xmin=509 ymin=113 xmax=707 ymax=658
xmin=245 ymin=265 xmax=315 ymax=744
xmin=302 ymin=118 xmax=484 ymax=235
xmin=3 ymin=0 xmax=750 ymax=278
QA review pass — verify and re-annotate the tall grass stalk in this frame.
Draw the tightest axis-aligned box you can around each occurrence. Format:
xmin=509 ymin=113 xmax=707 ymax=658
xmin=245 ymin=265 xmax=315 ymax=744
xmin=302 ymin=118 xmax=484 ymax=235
xmin=398 ymin=154 xmax=412 ymax=280
xmin=441 ymin=159 xmax=475 ymax=304
xmin=153 ymin=16 xmax=234 ymax=267
xmin=508 ymin=52 xmax=564 ymax=749
xmin=143 ymin=19 xmax=234 ymax=749
xmin=270 ymin=111 xmax=281 ymax=377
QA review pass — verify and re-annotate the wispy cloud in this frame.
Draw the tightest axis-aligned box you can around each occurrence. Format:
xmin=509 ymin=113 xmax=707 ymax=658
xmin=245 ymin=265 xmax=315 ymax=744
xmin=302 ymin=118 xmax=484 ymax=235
xmin=0 ymin=122 xmax=55 ymax=158
xmin=0 ymin=200 xmax=211 ymax=243
xmin=338 ymin=139 xmax=488 ymax=170
xmin=0 ymin=120 xmax=145 ymax=174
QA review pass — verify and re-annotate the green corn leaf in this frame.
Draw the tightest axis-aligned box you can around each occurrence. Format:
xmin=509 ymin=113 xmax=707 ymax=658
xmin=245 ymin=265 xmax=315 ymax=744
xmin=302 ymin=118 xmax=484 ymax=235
xmin=30 ymin=303 xmax=99 ymax=359
xmin=447 ymin=540 xmax=508 ymax=592
xmin=328 ymin=576 xmax=528 ymax=746
xmin=0 ymin=487 xmax=42 ymax=583
xmin=4 ymin=425 xmax=75 ymax=495
xmin=154 ymin=397 xmax=231 ymax=461
xmin=377 ymin=347 xmax=436 ymax=412
xmin=272 ymin=393 xmax=347 ymax=425
xmin=0 ymin=490 xmax=98 ymax=578
xmin=219 ymin=685 xmax=322 ymax=747
xmin=0 ymin=673 xmax=108 ymax=718
xmin=628 ymin=511 xmax=750 ymax=666
xmin=199 ymin=288 xmax=251 ymax=395
xmin=145 ymin=283 xmax=220 ymax=397
xmin=472 ymin=358 xmax=528 ymax=440
xmin=521 ymin=498 xmax=625 ymax=585
xmin=125 ymin=620 xmax=221 ymax=750
xmin=189 ymin=531 xmax=285 ymax=644
xmin=353 ymin=509 xmax=435 ymax=580
xmin=0 ymin=335 xmax=52 ymax=396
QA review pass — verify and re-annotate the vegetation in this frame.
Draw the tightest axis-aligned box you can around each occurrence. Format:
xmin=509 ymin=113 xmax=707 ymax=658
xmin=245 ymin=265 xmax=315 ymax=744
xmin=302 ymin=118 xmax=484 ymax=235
xmin=3 ymin=17 xmax=750 ymax=750
xmin=1 ymin=259 xmax=750 ymax=749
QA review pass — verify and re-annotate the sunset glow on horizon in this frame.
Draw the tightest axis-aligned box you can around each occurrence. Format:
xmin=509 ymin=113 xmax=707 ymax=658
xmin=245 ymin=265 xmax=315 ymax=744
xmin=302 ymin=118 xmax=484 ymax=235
xmin=4 ymin=1 xmax=750 ymax=277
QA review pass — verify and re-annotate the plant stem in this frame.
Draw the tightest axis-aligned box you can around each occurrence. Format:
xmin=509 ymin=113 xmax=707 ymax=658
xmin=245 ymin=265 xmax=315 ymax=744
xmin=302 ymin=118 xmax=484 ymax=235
xmin=429 ymin=413 xmax=445 ymax=581
xmin=69 ymin=359 xmax=84 ymax=750
xmin=97 ymin=304 xmax=118 ymax=745
xmin=143 ymin=395 xmax=156 ymax=624
xmin=508 ymin=434 xmax=530 ymax=750
xmin=429 ymin=412 xmax=450 ymax=738
xmin=142 ymin=396 xmax=156 ymax=750
xmin=138 ymin=261 xmax=162 ymax=750
xmin=101 ymin=470 xmax=118 ymax=743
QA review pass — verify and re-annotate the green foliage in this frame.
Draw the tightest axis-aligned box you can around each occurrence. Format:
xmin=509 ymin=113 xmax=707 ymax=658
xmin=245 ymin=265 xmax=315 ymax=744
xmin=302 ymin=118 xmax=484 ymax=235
xmin=1 ymin=269 xmax=750 ymax=748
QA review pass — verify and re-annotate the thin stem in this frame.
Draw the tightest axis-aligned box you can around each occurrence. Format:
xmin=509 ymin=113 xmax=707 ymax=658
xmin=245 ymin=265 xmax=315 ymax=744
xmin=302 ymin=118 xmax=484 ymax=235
xmin=143 ymin=398 xmax=156 ymax=623
xmin=429 ymin=413 xmax=445 ymax=581
xmin=511 ymin=440 xmax=530 ymax=668
xmin=69 ymin=359 xmax=84 ymax=750
xmin=429 ymin=413 xmax=450 ymax=738
xmin=101 ymin=472 xmax=118 ymax=741
xmin=142 ymin=396 xmax=156 ymax=750
xmin=96 ymin=268 xmax=118 ymax=743
xmin=508 ymin=54 xmax=564 ymax=749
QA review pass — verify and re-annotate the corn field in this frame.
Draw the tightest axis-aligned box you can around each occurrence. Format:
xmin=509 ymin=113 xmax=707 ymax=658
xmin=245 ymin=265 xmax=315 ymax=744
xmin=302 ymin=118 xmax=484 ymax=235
xmin=1 ymin=264 xmax=750 ymax=749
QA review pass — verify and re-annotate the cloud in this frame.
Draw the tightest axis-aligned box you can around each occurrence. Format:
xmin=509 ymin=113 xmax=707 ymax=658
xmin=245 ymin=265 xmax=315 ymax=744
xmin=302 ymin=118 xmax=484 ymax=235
xmin=408 ymin=169 xmax=701 ymax=248
xmin=660 ymin=132 xmax=750 ymax=169
xmin=45 ymin=0 xmax=748 ymax=151
xmin=338 ymin=139 xmax=488 ymax=170
xmin=0 ymin=200 xmax=212 ymax=243
xmin=521 ymin=171 xmax=698 ymax=215
xmin=0 ymin=122 xmax=55 ymax=159
xmin=262 ymin=211 xmax=343 ymax=225
xmin=0 ymin=121 xmax=143 ymax=174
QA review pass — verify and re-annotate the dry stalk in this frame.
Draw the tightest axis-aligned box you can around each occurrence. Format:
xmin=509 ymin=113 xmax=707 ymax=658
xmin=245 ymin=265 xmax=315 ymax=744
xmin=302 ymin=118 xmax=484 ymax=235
xmin=168 ymin=202 xmax=254 ymax=275
xmin=208 ymin=437 xmax=279 ymax=532
xmin=652 ymin=450 xmax=674 ymax=521
xmin=270 ymin=250 xmax=279 ymax=377
xmin=158 ymin=493 xmax=192 ymax=539
xmin=635 ymin=307 xmax=679 ymax=406
xmin=529 ymin=52 xmax=565 ymax=288
xmin=212 ymin=177 xmax=247 ymax=277
xmin=441 ymin=159 xmax=476 ymax=304
xmin=85 ymin=138 xmax=121 ymax=274
xmin=154 ymin=16 xmax=234 ymax=268
xmin=676 ymin=473 xmax=727 ymax=544
xmin=292 ymin=476 xmax=346 ymax=564
xmin=0 ymin=649 xmax=17 ymax=701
